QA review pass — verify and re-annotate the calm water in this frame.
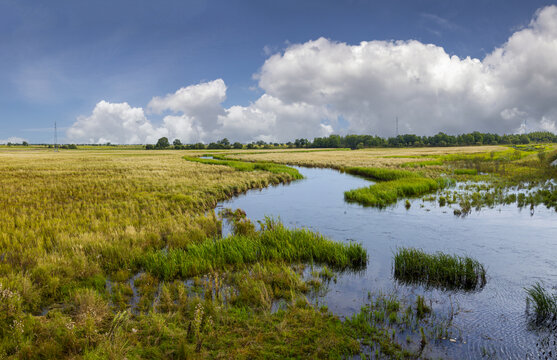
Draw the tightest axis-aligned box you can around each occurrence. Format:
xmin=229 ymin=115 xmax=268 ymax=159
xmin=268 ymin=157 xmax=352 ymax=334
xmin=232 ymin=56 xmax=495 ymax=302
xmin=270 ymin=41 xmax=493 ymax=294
xmin=217 ymin=167 xmax=557 ymax=359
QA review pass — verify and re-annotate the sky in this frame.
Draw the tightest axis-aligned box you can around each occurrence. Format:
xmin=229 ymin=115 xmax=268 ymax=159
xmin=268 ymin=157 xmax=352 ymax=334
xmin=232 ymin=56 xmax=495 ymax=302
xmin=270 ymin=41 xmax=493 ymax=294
xmin=1 ymin=0 xmax=557 ymax=144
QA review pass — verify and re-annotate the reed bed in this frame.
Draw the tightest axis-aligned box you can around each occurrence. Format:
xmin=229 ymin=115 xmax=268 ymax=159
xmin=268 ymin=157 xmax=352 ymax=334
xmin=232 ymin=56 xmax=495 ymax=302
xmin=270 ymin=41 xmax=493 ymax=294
xmin=393 ymin=248 xmax=486 ymax=290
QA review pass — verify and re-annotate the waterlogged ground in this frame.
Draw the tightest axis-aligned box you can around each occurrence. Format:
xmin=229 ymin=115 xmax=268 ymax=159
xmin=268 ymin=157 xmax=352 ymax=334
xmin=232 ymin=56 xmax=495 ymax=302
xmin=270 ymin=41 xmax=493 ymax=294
xmin=218 ymin=166 xmax=557 ymax=359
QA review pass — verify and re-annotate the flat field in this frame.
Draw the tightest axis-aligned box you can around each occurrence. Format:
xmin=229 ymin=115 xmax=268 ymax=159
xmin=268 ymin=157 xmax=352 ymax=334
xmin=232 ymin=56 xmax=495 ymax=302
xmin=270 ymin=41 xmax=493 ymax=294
xmin=223 ymin=145 xmax=508 ymax=168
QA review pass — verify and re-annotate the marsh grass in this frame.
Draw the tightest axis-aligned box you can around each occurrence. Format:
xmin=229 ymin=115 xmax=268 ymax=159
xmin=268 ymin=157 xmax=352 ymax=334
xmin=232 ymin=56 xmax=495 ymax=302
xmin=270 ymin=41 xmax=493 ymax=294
xmin=526 ymin=283 xmax=557 ymax=326
xmin=393 ymin=248 xmax=486 ymax=290
xmin=454 ymin=169 xmax=478 ymax=175
xmin=344 ymin=177 xmax=453 ymax=207
xmin=344 ymin=167 xmax=416 ymax=181
xmin=1 ymin=149 xmax=368 ymax=358
xmin=184 ymin=155 xmax=303 ymax=179
xmin=345 ymin=291 xmax=454 ymax=359
xmin=141 ymin=218 xmax=367 ymax=280
xmin=400 ymin=160 xmax=444 ymax=168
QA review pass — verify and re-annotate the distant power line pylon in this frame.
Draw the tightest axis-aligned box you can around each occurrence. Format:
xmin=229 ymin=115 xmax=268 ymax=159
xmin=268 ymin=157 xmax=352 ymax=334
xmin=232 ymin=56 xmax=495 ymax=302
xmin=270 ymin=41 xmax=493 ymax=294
xmin=54 ymin=121 xmax=58 ymax=152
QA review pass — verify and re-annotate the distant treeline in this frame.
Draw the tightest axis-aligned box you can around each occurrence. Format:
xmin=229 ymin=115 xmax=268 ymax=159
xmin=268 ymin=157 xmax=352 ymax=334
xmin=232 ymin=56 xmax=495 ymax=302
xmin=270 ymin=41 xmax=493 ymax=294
xmin=146 ymin=131 xmax=557 ymax=150
xmin=309 ymin=131 xmax=557 ymax=149
xmin=8 ymin=131 xmax=556 ymax=149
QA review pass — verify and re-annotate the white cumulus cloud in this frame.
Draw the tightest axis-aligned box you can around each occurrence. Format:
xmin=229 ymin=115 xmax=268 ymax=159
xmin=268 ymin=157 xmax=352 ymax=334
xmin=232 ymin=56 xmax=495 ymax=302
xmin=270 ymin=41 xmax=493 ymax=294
xmin=66 ymin=101 xmax=167 ymax=144
xmin=67 ymin=6 xmax=557 ymax=144
xmin=256 ymin=6 xmax=557 ymax=137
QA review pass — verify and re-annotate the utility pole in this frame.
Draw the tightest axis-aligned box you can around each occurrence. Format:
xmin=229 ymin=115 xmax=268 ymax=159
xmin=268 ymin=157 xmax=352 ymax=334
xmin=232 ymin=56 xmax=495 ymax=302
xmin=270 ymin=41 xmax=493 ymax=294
xmin=54 ymin=121 xmax=58 ymax=152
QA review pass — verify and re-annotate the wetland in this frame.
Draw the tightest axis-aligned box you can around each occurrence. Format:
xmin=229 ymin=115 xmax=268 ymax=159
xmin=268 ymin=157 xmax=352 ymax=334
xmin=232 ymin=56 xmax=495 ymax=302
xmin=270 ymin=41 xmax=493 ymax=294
xmin=1 ymin=145 xmax=556 ymax=358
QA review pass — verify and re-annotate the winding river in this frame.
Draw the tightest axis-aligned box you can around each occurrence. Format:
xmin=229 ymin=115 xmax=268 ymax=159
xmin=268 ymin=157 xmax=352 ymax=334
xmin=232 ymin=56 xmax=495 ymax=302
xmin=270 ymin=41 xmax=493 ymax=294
xmin=217 ymin=166 xmax=557 ymax=359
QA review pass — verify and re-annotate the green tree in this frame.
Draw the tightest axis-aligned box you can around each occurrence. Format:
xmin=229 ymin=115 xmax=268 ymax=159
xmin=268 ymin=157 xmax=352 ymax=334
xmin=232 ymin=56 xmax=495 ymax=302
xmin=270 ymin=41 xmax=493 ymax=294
xmin=233 ymin=142 xmax=243 ymax=149
xmin=156 ymin=137 xmax=170 ymax=149
xmin=173 ymin=139 xmax=182 ymax=146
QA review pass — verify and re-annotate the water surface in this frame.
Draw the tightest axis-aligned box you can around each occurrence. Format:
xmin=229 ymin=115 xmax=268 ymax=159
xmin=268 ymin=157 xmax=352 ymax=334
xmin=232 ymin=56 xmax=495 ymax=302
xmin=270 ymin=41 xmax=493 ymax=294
xmin=218 ymin=166 xmax=557 ymax=359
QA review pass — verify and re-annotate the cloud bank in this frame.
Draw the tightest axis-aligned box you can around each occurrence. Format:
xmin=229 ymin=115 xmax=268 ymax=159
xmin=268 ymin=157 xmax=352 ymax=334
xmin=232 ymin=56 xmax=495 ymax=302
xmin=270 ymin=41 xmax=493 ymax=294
xmin=67 ymin=5 xmax=557 ymax=144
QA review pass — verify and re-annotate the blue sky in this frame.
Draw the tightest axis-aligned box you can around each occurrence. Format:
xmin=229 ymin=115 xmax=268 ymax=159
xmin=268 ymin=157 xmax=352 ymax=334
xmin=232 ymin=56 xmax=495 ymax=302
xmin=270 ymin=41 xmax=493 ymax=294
xmin=1 ymin=0 xmax=557 ymax=143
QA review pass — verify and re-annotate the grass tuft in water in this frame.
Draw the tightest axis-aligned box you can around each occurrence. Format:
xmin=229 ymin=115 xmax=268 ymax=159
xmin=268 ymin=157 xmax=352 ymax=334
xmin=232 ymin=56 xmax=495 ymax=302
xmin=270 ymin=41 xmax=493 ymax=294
xmin=525 ymin=282 xmax=557 ymax=325
xmin=393 ymin=248 xmax=486 ymax=290
xmin=345 ymin=177 xmax=453 ymax=208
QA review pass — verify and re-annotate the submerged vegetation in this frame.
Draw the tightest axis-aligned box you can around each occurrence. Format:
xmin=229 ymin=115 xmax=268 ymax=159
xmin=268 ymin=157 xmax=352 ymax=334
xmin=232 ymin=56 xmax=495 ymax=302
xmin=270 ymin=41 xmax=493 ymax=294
xmin=393 ymin=248 xmax=486 ymax=291
xmin=345 ymin=291 xmax=456 ymax=358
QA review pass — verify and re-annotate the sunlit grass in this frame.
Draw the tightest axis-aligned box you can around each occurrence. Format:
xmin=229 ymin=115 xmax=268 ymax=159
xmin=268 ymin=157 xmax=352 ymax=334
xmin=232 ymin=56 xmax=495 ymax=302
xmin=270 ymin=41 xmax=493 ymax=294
xmin=344 ymin=177 xmax=452 ymax=207
xmin=393 ymin=248 xmax=486 ymax=290
xmin=344 ymin=166 xmax=415 ymax=181
xmin=142 ymin=218 xmax=367 ymax=280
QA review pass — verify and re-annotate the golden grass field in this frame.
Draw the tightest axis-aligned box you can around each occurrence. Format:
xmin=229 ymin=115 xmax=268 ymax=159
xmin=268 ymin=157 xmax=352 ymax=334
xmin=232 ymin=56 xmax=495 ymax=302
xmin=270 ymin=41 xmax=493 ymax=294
xmin=223 ymin=145 xmax=508 ymax=168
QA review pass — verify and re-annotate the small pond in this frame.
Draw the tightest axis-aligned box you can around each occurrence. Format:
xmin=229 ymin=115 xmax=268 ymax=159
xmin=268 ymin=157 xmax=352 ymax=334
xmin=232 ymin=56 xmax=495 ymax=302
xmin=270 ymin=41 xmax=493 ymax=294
xmin=217 ymin=166 xmax=557 ymax=359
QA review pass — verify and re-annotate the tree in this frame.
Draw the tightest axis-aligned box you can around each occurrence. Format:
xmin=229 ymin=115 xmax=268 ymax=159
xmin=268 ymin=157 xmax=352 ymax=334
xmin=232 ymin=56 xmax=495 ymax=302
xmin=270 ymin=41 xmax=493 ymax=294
xmin=218 ymin=138 xmax=230 ymax=147
xmin=22 ymin=141 xmax=29 ymax=146
xmin=145 ymin=144 xmax=154 ymax=150
xmin=156 ymin=137 xmax=170 ymax=149
xmin=233 ymin=142 xmax=243 ymax=149
xmin=173 ymin=139 xmax=182 ymax=146
xmin=294 ymin=138 xmax=309 ymax=148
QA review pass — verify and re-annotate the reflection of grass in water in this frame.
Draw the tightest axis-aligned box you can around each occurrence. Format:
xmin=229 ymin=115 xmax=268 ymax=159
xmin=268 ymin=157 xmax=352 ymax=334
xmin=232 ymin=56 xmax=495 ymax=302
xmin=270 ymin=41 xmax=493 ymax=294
xmin=393 ymin=248 xmax=486 ymax=291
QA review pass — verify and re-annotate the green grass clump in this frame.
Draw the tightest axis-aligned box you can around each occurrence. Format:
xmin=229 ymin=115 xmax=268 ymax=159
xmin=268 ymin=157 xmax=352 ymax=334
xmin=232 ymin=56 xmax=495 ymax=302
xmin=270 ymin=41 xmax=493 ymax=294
xmin=344 ymin=177 xmax=452 ymax=207
xmin=400 ymin=160 xmax=444 ymax=168
xmin=454 ymin=168 xmax=478 ymax=175
xmin=184 ymin=156 xmax=303 ymax=179
xmin=526 ymin=282 xmax=557 ymax=325
xmin=393 ymin=248 xmax=486 ymax=290
xmin=141 ymin=218 xmax=367 ymax=280
xmin=344 ymin=167 xmax=416 ymax=181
